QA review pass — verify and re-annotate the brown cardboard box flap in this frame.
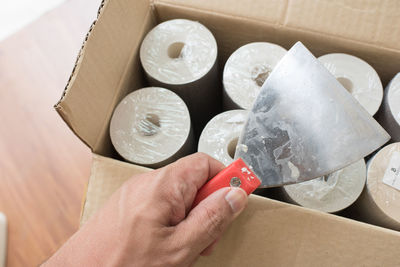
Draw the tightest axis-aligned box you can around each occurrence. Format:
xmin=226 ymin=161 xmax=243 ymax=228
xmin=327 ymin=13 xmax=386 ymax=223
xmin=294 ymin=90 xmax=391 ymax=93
xmin=55 ymin=0 xmax=154 ymax=154
xmin=158 ymin=0 xmax=400 ymax=51
xmin=197 ymin=196 xmax=400 ymax=266
xmin=82 ymin=155 xmax=400 ymax=266
xmin=80 ymin=154 xmax=151 ymax=224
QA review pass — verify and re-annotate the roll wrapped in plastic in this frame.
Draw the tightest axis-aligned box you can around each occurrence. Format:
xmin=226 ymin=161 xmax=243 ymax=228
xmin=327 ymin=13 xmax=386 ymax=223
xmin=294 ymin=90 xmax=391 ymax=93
xmin=318 ymin=53 xmax=383 ymax=115
xmin=282 ymin=159 xmax=366 ymax=213
xmin=140 ymin=19 xmax=219 ymax=134
xmin=110 ymin=87 xmax=194 ymax=168
xmin=198 ymin=110 xmax=248 ymax=166
xmin=376 ymin=73 xmax=400 ymax=141
xmin=223 ymin=42 xmax=287 ymax=110
xmin=352 ymin=143 xmax=400 ymax=231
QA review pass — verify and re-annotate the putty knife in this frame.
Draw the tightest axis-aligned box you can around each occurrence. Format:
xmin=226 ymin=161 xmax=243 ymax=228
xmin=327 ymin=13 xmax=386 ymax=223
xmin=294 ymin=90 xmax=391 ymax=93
xmin=193 ymin=42 xmax=390 ymax=207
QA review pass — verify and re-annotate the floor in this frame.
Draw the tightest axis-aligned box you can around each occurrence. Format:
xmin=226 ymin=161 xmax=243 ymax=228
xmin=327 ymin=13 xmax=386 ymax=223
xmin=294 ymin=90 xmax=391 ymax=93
xmin=0 ymin=0 xmax=66 ymax=42
xmin=0 ymin=0 xmax=101 ymax=265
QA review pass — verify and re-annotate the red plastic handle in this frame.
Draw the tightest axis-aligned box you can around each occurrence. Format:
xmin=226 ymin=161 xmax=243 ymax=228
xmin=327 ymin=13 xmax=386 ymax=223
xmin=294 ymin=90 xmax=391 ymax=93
xmin=192 ymin=158 xmax=261 ymax=208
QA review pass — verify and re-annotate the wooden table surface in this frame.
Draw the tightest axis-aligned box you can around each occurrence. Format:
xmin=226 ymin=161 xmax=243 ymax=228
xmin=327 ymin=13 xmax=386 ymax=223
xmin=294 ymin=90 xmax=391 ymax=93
xmin=0 ymin=0 xmax=100 ymax=265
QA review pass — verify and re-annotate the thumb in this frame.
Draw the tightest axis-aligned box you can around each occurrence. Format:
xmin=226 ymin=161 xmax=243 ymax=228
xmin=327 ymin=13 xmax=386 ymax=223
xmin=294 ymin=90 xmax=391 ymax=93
xmin=176 ymin=187 xmax=248 ymax=255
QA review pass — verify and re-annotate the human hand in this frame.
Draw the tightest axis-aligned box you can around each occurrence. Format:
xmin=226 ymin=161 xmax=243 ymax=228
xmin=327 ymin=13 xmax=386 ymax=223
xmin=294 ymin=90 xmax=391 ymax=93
xmin=44 ymin=153 xmax=248 ymax=267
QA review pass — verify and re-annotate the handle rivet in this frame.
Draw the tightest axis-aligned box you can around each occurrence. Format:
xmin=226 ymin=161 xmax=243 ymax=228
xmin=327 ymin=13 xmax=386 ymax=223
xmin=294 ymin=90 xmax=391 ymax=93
xmin=230 ymin=177 xmax=241 ymax=187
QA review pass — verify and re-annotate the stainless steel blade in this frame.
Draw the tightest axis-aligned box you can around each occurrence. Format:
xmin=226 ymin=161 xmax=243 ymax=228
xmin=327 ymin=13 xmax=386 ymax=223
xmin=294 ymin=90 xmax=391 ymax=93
xmin=235 ymin=41 xmax=390 ymax=188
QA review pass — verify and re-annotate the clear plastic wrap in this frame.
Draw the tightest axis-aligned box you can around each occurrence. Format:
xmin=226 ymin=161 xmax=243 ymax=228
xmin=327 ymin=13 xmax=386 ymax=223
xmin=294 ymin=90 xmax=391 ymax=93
xmin=198 ymin=110 xmax=248 ymax=166
xmin=354 ymin=143 xmax=400 ymax=231
xmin=376 ymin=73 xmax=400 ymax=142
xmin=109 ymin=87 xmax=193 ymax=168
xmin=282 ymin=159 xmax=366 ymax=213
xmin=318 ymin=53 xmax=383 ymax=115
xmin=223 ymin=42 xmax=287 ymax=110
xmin=140 ymin=19 xmax=219 ymax=134
xmin=140 ymin=19 xmax=217 ymax=85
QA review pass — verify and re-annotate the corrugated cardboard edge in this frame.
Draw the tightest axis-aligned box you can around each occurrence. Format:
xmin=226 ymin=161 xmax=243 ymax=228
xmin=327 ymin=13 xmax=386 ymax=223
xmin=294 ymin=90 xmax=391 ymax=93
xmin=55 ymin=0 xmax=107 ymax=106
xmin=56 ymin=0 xmax=109 ymax=217
xmin=54 ymin=0 xmax=155 ymax=154
xmin=54 ymin=0 xmax=108 ymax=149
xmin=91 ymin=6 xmax=155 ymax=153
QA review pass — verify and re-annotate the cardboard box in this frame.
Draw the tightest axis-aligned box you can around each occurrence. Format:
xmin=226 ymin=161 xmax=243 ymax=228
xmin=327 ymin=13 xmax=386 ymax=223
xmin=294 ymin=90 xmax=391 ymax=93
xmin=55 ymin=0 xmax=400 ymax=265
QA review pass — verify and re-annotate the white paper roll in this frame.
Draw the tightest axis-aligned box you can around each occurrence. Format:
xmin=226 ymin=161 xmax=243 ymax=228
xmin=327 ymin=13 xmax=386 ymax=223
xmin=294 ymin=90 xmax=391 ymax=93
xmin=354 ymin=143 xmax=400 ymax=231
xmin=282 ymin=159 xmax=366 ymax=213
xmin=140 ymin=19 xmax=219 ymax=134
xmin=110 ymin=87 xmax=194 ymax=168
xmin=223 ymin=42 xmax=287 ymax=110
xmin=198 ymin=110 xmax=248 ymax=166
xmin=318 ymin=53 xmax=383 ymax=115
xmin=376 ymin=73 xmax=400 ymax=142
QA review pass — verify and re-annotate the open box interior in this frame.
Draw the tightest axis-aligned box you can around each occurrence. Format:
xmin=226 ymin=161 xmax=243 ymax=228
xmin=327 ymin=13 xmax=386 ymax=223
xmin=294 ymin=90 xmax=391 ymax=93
xmin=56 ymin=0 xmax=400 ymax=159
xmin=56 ymin=0 xmax=400 ymax=265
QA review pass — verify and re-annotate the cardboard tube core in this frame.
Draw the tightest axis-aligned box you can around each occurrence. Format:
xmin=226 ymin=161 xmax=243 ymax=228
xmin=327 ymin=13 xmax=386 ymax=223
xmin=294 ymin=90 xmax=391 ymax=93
xmin=168 ymin=42 xmax=185 ymax=58
xmin=337 ymin=76 xmax=354 ymax=93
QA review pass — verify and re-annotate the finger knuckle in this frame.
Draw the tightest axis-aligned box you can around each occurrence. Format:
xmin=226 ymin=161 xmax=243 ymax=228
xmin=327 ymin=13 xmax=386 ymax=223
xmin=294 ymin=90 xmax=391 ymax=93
xmin=192 ymin=153 xmax=210 ymax=172
xmin=196 ymin=152 xmax=209 ymax=159
xmin=195 ymin=152 xmax=211 ymax=163
xmin=175 ymin=153 xmax=210 ymax=179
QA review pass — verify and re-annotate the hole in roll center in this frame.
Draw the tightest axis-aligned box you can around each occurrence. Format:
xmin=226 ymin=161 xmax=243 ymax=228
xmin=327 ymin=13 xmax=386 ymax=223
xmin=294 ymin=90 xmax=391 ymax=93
xmin=227 ymin=137 xmax=239 ymax=160
xmin=320 ymin=172 xmax=339 ymax=187
xmin=138 ymin=113 xmax=161 ymax=136
xmin=337 ymin=77 xmax=354 ymax=93
xmin=251 ymin=64 xmax=272 ymax=87
xmin=168 ymin=42 xmax=185 ymax=59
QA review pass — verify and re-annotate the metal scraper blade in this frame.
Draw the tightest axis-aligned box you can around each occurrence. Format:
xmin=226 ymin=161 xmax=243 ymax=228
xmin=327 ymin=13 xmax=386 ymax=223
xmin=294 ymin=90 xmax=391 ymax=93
xmin=235 ymin=41 xmax=390 ymax=188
